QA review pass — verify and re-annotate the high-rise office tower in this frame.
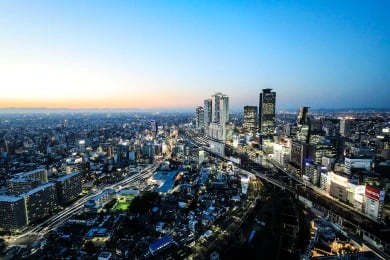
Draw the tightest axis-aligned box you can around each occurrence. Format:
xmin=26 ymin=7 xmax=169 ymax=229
xmin=290 ymin=140 xmax=315 ymax=175
xmin=243 ymin=106 xmax=258 ymax=135
xmin=298 ymin=106 xmax=309 ymax=126
xmin=259 ymin=88 xmax=276 ymax=135
xmin=297 ymin=106 xmax=310 ymax=143
xmin=205 ymin=92 xmax=229 ymax=141
xmin=203 ymin=99 xmax=212 ymax=127
xmin=340 ymin=118 xmax=355 ymax=137
xmin=150 ymin=120 xmax=158 ymax=136
xmin=79 ymin=139 xmax=86 ymax=153
xmin=107 ymin=145 xmax=114 ymax=159
xmin=211 ymin=92 xmax=229 ymax=125
xmin=195 ymin=106 xmax=205 ymax=129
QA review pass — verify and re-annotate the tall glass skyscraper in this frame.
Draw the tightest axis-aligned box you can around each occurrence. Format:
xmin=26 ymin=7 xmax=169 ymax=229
xmin=259 ymin=88 xmax=276 ymax=135
xmin=203 ymin=99 xmax=212 ymax=127
xmin=297 ymin=106 xmax=310 ymax=143
xmin=203 ymin=92 xmax=229 ymax=141
xmin=195 ymin=106 xmax=204 ymax=129
xmin=243 ymin=106 xmax=258 ymax=134
xmin=211 ymin=92 xmax=229 ymax=125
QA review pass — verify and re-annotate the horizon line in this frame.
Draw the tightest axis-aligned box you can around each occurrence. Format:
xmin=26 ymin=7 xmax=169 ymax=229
xmin=0 ymin=107 xmax=389 ymax=114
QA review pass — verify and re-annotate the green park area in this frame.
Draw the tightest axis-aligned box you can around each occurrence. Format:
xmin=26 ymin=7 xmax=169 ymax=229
xmin=112 ymin=196 xmax=135 ymax=212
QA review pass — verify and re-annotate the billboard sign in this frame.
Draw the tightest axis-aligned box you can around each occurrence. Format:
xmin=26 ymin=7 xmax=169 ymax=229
xmin=365 ymin=186 xmax=384 ymax=202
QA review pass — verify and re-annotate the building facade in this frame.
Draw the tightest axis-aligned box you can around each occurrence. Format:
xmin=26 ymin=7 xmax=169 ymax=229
xmin=259 ymin=88 xmax=276 ymax=135
xmin=55 ymin=172 xmax=83 ymax=205
xmin=13 ymin=168 xmax=48 ymax=183
xmin=290 ymin=141 xmax=316 ymax=175
xmin=344 ymin=157 xmax=372 ymax=175
xmin=340 ymin=118 xmax=355 ymax=137
xmin=322 ymin=172 xmax=385 ymax=220
xmin=211 ymin=92 xmax=229 ymax=125
xmin=150 ymin=120 xmax=158 ymax=136
xmin=297 ymin=106 xmax=310 ymax=143
xmin=195 ymin=106 xmax=205 ymax=129
xmin=0 ymin=195 xmax=27 ymax=233
xmin=364 ymin=185 xmax=385 ymax=220
xmin=22 ymin=183 xmax=58 ymax=224
xmin=7 ymin=179 xmax=42 ymax=196
xmin=206 ymin=92 xmax=230 ymax=141
xmin=203 ymin=99 xmax=212 ymax=127
xmin=243 ymin=106 xmax=258 ymax=135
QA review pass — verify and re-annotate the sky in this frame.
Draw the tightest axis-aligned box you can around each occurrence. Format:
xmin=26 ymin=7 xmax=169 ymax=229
xmin=0 ymin=0 xmax=389 ymax=111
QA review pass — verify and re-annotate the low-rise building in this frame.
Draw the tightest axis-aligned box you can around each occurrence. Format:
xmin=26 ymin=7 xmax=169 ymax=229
xmin=84 ymin=189 xmax=115 ymax=213
xmin=364 ymin=185 xmax=385 ymax=220
xmin=148 ymin=235 xmax=173 ymax=256
xmin=344 ymin=157 xmax=371 ymax=175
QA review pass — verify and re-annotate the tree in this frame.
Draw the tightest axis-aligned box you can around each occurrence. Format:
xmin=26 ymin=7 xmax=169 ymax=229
xmin=84 ymin=241 xmax=97 ymax=255
xmin=128 ymin=191 xmax=161 ymax=214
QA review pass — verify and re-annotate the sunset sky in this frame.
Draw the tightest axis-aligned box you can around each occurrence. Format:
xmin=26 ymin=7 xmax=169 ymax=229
xmin=0 ymin=1 xmax=389 ymax=111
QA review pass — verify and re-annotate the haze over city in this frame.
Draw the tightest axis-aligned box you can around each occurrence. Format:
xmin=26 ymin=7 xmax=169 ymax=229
xmin=1 ymin=3 xmax=390 ymax=257
xmin=1 ymin=1 xmax=389 ymax=111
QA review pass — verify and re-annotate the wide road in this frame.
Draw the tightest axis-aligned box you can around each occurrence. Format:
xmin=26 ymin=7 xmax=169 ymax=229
xmin=4 ymin=164 xmax=158 ymax=247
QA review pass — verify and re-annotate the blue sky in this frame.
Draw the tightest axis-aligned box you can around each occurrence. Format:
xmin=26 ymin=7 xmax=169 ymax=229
xmin=0 ymin=0 xmax=389 ymax=111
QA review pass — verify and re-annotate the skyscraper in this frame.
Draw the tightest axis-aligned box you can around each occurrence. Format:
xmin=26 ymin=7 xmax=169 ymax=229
xmin=203 ymin=99 xmax=212 ymax=127
xmin=297 ymin=106 xmax=310 ymax=143
xmin=297 ymin=106 xmax=309 ymax=126
xmin=259 ymin=88 xmax=276 ymax=135
xmin=205 ymin=92 xmax=229 ymax=141
xmin=243 ymin=106 xmax=257 ymax=135
xmin=195 ymin=106 xmax=205 ymax=129
xmin=290 ymin=140 xmax=315 ymax=176
xmin=211 ymin=92 xmax=229 ymax=125
xmin=150 ymin=120 xmax=158 ymax=136
xmin=340 ymin=118 xmax=355 ymax=137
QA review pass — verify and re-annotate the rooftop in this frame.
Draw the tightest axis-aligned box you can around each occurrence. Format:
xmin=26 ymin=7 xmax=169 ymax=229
xmin=0 ymin=195 xmax=23 ymax=203
xmin=149 ymin=235 xmax=173 ymax=254
xmin=22 ymin=182 xmax=55 ymax=197
xmin=55 ymin=172 xmax=80 ymax=182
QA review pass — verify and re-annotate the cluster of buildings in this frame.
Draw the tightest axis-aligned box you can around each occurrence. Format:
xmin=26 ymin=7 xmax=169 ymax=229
xmin=196 ymin=92 xmax=230 ymax=141
xmin=0 ymin=112 xmax=261 ymax=259
xmin=196 ymin=89 xmax=277 ymax=137
xmin=269 ymin=113 xmax=389 ymax=221
xmin=0 ymin=113 xmax=188 ymax=234
xmin=0 ymin=169 xmax=82 ymax=232
xmin=2 ymin=132 xmax=256 ymax=259
xmin=194 ymin=90 xmax=389 ymax=222
xmin=195 ymin=89 xmax=276 ymax=141
xmin=0 ymin=92 xmax=388 ymax=258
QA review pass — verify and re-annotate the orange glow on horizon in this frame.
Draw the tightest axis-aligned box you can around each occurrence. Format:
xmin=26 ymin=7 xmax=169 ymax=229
xmin=0 ymin=97 xmax=196 ymax=110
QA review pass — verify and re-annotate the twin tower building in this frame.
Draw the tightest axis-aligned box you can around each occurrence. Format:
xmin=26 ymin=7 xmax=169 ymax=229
xmin=196 ymin=89 xmax=276 ymax=141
